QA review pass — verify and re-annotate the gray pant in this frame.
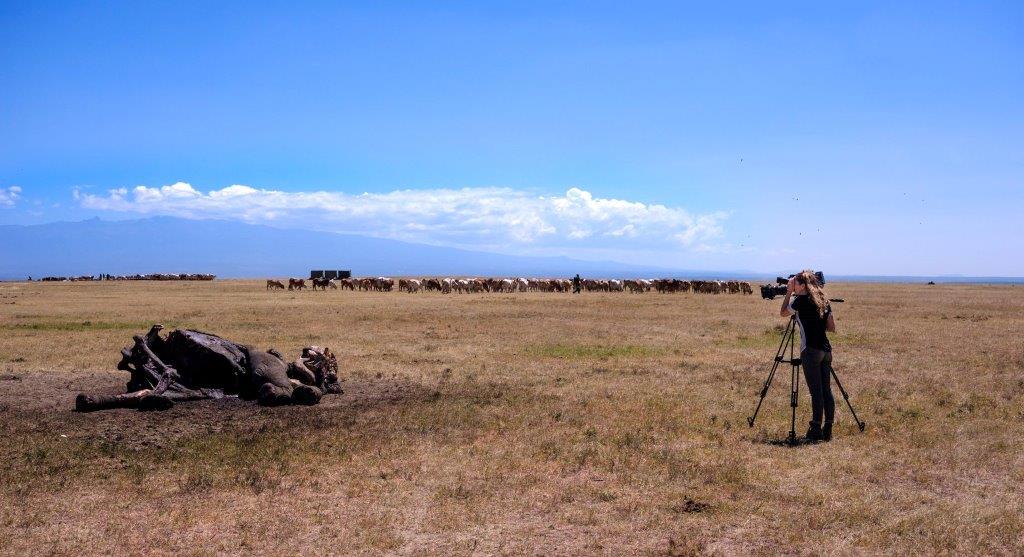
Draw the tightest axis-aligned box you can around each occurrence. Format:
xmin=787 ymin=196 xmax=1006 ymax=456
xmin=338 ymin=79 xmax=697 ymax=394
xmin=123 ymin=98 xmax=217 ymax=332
xmin=801 ymin=348 xmax=835 ymax=425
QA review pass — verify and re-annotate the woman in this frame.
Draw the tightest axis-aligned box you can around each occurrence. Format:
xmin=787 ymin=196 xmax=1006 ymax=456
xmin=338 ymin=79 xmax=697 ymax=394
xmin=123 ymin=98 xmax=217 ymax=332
xmin=780 ymin=270 xmax=837 ymax=442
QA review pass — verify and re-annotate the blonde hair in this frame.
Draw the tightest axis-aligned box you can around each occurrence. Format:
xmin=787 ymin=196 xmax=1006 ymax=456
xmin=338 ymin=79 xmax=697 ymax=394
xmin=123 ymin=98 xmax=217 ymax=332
xmin=796 ymin=270 xmax=829 ymax=318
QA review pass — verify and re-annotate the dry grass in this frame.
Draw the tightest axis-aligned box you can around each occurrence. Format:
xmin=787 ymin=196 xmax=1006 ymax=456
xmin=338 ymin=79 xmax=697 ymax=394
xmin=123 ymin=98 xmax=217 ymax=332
xmin=0 ymin=280 xmax=1022 ymax=555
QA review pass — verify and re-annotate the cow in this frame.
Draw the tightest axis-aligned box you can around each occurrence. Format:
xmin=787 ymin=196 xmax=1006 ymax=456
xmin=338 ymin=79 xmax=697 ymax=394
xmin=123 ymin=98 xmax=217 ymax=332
xmin=399 ymin=278 xmax=422 ymax=293
xmin=740 ymin=281 xmax=753 ymax=295
xmin=266 ymin=279 xmax=286 ymax=290
xmin=338 ymin=278 xmax=356 ymax=290
xmin=624 ymin=279 xmax=645 ymax=293
xmin=311 ymin=278 xmax=332 ymax=291
xmin=288 ymin=278 xmax=306 ymax=291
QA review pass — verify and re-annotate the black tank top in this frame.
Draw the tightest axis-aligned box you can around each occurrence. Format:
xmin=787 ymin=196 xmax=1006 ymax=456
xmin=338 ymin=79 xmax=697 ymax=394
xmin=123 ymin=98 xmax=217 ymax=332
xmin=789 ymin=294 xmax=832 ymax=352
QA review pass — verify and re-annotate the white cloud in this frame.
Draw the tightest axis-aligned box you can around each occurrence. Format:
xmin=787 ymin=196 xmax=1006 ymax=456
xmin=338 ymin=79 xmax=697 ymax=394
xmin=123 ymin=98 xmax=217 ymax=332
xmin=76 ymin=182 xmax=727 ymax=253
xmin=0 ymin=186 xmax=21 ymax=207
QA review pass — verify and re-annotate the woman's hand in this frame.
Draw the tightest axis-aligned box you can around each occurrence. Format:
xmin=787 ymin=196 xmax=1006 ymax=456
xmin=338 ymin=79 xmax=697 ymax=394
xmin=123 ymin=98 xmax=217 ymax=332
xmin=786 ymin=277 xmax=797 ymax=294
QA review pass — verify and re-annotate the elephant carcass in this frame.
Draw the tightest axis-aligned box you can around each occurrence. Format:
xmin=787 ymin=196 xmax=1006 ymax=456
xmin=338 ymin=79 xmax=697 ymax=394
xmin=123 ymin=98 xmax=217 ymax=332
xmin=75 ymin=325 xmax=342 ymax=412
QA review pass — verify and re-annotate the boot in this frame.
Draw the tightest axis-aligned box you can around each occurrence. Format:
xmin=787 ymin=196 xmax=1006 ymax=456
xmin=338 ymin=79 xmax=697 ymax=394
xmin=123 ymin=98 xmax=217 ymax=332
xmin=804 ymin=421 xmax=823 ymax=442
xmin=822 ymin=421 xmax=833 ymax=442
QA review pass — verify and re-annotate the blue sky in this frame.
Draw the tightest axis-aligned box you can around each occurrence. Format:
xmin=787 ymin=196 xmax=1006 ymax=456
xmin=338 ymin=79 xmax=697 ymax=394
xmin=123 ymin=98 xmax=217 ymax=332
xmin=1 ymin=1 xmax=1022 ymax=275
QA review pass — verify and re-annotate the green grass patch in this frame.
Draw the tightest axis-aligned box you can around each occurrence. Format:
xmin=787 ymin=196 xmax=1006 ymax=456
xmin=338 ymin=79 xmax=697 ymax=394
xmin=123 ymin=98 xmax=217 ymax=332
xmin=717 ymin=326 xmax=787 ymax=349
xmin=525 ymin=344 xmax=664 ymax=359
xmin=718 ymin=326 xmax=871 ymax=350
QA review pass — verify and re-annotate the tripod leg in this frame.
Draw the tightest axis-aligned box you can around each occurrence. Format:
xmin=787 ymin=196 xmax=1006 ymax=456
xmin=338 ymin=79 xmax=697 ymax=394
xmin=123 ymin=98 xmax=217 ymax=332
xmin=747 ymin=319 xmax=795 ymax=427
xmin=830 ymin=368 xmax=866 ymax=432
xmin=748 ymin=359 xmax=781 ymax=427
xmin=787 ymin=316 xmax=804 ymax=445
xmin=788 ymin=361 xmax=799 ymax=444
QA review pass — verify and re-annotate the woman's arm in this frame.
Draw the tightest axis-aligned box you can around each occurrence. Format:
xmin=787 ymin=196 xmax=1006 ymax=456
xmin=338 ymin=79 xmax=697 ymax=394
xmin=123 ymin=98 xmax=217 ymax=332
xmin=780 ymin=278 xmax=796 ymax=317
xmin=826 ymin=312 xmax=836 ymax=333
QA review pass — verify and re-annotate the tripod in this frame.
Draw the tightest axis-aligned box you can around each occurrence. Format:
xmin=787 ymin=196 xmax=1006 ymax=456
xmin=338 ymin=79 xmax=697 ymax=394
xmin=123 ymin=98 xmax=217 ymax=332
xmin=747 ymin=316 xmax=865 ymax=445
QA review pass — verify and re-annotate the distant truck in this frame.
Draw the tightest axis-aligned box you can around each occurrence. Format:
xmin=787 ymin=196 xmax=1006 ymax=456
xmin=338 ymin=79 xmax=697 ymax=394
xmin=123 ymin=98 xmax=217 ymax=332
xmin=309 ymin=270 xmax=352 ymax=280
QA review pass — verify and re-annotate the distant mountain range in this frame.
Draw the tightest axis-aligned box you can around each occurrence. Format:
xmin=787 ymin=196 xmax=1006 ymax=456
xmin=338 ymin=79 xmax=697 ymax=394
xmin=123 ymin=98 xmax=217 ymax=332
xmin=2 ymin=218 xmax=1021 ymax=283
xmin=0 ymin=217 xmax=748 ymax=280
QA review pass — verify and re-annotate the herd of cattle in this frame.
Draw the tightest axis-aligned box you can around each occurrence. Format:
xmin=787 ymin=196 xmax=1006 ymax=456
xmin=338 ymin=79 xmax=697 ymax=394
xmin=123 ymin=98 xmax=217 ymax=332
xmin=268 ymin=277 xmax=754 ymax=295
xmin=38 ymin=273 xmax=216 ymax=282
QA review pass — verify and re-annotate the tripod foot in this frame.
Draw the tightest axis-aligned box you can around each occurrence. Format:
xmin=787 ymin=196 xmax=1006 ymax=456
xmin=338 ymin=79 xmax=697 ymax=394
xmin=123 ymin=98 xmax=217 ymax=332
xmin=858 ymin=421 xmax=866 ymax=432
xmin=747 ymin=417 xmax=754 ymax=427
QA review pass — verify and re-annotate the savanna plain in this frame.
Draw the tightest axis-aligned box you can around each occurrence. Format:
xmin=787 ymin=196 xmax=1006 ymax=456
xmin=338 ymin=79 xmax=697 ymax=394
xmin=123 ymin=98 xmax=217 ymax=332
xmin=0 ymin=280 xmax=1021 ymax=556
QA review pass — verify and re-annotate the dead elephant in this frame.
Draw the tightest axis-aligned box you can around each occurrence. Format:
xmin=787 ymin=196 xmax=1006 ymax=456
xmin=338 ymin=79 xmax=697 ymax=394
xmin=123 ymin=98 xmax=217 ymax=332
xmin=75 ymin=325 xmax=343 ymax=412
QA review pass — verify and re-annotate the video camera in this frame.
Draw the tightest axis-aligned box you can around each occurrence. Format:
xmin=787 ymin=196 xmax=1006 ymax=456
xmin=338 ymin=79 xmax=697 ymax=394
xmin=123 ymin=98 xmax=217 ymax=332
xmin=759 ymin=271 xmax=825 ymax=300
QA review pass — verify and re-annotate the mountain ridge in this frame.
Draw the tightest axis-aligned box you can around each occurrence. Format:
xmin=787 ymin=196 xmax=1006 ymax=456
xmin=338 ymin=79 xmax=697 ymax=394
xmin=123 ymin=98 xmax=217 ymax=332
xmin=0 ymin=217 xmax=756 ymax=280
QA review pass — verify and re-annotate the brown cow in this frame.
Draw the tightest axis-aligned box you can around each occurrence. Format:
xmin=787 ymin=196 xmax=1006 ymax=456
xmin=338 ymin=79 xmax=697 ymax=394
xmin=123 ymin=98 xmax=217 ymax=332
xmin=311 ymin=278 xmax=331 ymax=291
xmin=288 ymin=278 xmax=306 ymax=291
xmin=266 ymin=279 xmax=286 ymax=290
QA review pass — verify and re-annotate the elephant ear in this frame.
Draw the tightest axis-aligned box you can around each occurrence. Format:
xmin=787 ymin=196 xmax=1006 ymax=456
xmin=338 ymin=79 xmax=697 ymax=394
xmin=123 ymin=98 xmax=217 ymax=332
xmin=287 ymin=359 xmax=317 ymax=385
xmin=245 ymin=347 xmax=294 ymax=399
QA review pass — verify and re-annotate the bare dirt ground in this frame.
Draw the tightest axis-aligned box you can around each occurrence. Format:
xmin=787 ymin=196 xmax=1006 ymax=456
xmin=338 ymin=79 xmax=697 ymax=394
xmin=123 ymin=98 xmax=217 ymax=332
xmin=0 ymin=280 xmax=1022 ymax=555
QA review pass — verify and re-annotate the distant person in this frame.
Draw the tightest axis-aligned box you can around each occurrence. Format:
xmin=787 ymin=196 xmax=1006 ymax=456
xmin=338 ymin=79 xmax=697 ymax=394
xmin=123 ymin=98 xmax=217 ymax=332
xmin=572 ymin=274 xmax=582 ymax=294
xmin=780 ymin=270 xmax=837 ymax=442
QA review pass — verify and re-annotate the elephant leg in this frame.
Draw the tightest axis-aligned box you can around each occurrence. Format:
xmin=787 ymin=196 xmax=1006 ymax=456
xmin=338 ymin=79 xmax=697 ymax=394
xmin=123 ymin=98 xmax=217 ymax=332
xmin=257 ymin=383 xmax=293 ymax=406
xmin=292 ymin=385 xmax=323 ymax=406
xmin=76 ymin=389 xmax=151 ymax=412
xmin=138 ymin=394 xmax=175 ymax=411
